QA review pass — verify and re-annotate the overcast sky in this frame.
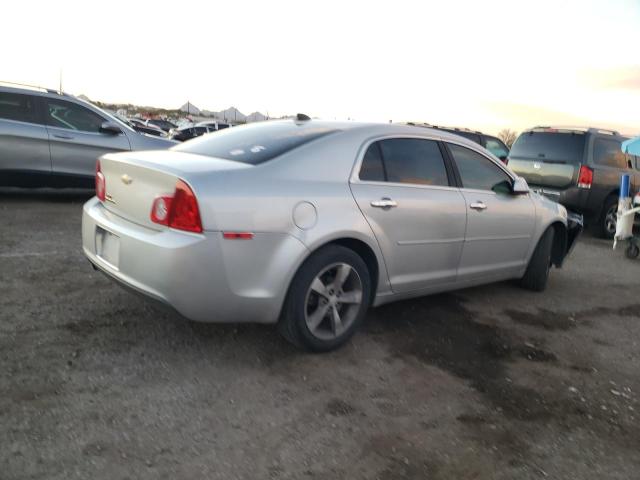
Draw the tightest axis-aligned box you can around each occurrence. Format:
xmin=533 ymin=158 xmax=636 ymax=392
xmin=3 ymin=0 xmax=639 ymax=134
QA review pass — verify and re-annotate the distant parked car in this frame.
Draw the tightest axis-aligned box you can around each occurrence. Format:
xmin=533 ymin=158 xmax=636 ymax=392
xmin=146 ymin=118 xmax=177 ymax=132
xmin=168 ymin=124 xmax=209 ymax=142
xmin=0 ymin=83 xmax=176 ymax=188
xmin=167 ymin=122 xmax=230 ymax=142
xmin=406 ymin=123 xmax=510 ymax=163
xmin=83 ymin=118 xmax=582 ymax=352
xmin=508 ymin=126 xmax=638 ymax=238
xmin=126 ymin=118 xmax=166 ymax=137
xmin=195 ymin=121 xmax=231 ymax=132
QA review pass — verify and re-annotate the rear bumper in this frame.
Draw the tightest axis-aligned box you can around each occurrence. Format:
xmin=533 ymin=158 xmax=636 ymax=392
xmin=82 ymin=197 xmax=308 ymax=323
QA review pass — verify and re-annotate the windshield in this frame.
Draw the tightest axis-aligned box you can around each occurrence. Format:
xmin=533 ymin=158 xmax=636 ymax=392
xmin=510 ymin=131 xmax=586 ymax=163
xmin=172 ymin=121 xmax=339 ymax=164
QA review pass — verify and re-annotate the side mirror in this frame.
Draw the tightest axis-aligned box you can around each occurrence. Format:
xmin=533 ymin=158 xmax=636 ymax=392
xmin=100 ymin=121 xmax=122 ymax=135
xmin=512 ymin=176 xmax=530 ymax=195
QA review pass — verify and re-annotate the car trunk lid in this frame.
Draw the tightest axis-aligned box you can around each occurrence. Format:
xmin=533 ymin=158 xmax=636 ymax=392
xmin=99 ymin=150 xmax=250 ymax=230
xmin=508 ymin=130 xmax=586 ymax=189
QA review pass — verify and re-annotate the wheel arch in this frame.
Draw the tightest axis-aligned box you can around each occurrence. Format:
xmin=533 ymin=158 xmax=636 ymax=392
xmin=549 ymin=221 xmax=568 ymax=267
xmin=285 ymin=234 xmax=386 ymax=308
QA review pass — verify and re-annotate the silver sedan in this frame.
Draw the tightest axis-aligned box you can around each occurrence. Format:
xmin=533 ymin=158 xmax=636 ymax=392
xmin=82 ymin=118 xmax=582 ymax=351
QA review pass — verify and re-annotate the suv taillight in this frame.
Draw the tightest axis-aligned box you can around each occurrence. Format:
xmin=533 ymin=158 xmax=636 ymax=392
xmin=95 ymin=160 xmax=106 ymax=201
xmin=150 ymin=179 xmax=203 ymax=233
xmin=577 ymin=165 xmax=593 ymax=189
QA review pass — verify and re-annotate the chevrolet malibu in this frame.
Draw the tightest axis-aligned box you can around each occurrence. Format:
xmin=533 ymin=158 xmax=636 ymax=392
xmin=82 ymin=118 xmax=582 ymax=351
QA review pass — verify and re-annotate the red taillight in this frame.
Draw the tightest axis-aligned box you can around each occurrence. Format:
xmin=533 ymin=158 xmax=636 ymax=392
xmin=577 ymin=165 xmax=593 ymax=189
xmin=150 ymin=179 xmax=203 ymax=233
xmin=95 ymin=160 xmax=106 ymax=201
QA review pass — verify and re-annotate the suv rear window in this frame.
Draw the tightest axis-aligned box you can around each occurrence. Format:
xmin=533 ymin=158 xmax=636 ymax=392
xmin=510 ymin=131 xmax=586 ymax=163
xmin=173 ymin=121 xmax=339 ymax=164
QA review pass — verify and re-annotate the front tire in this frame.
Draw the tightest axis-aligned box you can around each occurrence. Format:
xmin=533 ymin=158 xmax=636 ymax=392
xmin=520 ymin=228 xmax=554 ymax=292
xmin=278 ymin=245 xmax=372 ymax=352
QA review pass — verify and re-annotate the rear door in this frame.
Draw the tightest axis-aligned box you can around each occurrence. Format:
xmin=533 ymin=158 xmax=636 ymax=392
xmin=508 ymin=130 xmax=586 ymax=190
xmin=0 ymin=91 xmax=51 ymax=185
xmin=44 ymin=98 xmax=130 ymax=182
xmin=446 ymin=142 xmax=535 ymax=281
xmin=350 ymin=137 xmax=467 ymax=293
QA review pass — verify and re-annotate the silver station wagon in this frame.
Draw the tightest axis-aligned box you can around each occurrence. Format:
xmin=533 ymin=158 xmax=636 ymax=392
xmin=82 ymin=117 xmax=582 ymax=351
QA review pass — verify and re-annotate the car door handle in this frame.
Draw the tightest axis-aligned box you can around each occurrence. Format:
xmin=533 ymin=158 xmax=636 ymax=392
xmin=53 ymin=134 xmax=73 ymax=140
xmin=469 ymin=201 xmax=487 ymax=211
xmin=371 ymin=198 xmax=397 ymax=208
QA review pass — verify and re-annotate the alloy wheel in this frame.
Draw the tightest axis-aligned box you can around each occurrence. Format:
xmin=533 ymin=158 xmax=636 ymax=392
xmin=304 ymin=263 xmax=363 ymax=341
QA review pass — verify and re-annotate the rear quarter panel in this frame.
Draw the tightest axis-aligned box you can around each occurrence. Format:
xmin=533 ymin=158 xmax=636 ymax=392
xmin=184 ymin=130 xmax=392 ymax=297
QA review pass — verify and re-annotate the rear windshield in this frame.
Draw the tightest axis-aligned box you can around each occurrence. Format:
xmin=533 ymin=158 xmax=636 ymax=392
xmin=172 ymin=121 xmax=339 ymax=164
xmin=510 ymin=131 xmax=586 ymax=163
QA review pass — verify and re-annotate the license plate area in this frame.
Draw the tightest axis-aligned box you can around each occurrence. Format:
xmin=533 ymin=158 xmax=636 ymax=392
xmin=95 ymin=226 xmax=120 ymax=269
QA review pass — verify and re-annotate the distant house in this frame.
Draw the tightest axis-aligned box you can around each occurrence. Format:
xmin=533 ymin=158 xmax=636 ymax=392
xmin=218 ymin=106 xmax=246 ymax=123
xmin=179 ymin=102 xmax=201 ymax=115
xmin=246 ymin=111 xmax=268 ymax=122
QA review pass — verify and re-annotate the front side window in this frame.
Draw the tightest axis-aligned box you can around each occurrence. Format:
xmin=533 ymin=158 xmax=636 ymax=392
xmin=0 ymin=92 xmax=38 ymax=123
xmin=46 ymin=99 xmax=105 ymax=132
xmin=448 ymin=143 xmax=512 ymax=194
xmin=484 ymin=136 xmax=509 ymax=158
xmin=593 ymin=138 xmax=627 ymax=169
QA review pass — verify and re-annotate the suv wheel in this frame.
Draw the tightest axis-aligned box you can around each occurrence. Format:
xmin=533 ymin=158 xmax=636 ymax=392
xmin=278 ymin=245 xmax=371 ymax=352
xmin=598 ymin=196 xmax=618 ymax=239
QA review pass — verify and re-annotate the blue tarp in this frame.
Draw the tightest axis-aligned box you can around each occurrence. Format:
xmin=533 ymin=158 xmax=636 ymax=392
xmin=621 ymin=136 xmax=640 ymax=156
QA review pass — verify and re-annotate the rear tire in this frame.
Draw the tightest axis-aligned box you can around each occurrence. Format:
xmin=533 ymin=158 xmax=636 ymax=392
xmin=597 ymin=195 xmax=618 ymax=239
xmin=520 ymin=228 xmax=554 ymax=292
xmin=278 ymin=245 xmax=371 ymax=352
xmin=625 ymin=242 xmax=639 ymax=259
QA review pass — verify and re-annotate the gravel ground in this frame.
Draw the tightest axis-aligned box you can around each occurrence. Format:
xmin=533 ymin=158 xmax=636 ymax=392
xmin=1 ymin=190 xmax=639 ymax=480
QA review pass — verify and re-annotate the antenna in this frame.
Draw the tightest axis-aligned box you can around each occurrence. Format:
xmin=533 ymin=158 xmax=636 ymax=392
xmin=59 ymin=68 xmax=63 ymax=94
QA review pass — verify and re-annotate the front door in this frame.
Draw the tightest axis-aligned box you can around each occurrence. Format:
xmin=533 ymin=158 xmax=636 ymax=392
xmin=350 ymin=137 xmax=467 ymax=293
xmin=44 ymin=98 xmax=130 ymax=182
xmin=446 ymin=142 xmax=535 ymax=281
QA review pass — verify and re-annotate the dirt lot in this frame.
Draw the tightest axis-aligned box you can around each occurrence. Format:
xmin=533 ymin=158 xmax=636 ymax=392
xmin=1 ymin=190 xmax=639 ymax=480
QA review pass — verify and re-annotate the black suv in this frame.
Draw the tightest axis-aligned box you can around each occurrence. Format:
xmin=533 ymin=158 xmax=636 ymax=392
xmin=406 ymin=123 xmax=510 ymax=163
xmin=508 ymin=127 xmax=638 ymax=238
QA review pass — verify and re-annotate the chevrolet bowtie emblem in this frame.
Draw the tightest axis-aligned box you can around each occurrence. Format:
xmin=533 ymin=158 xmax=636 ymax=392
xmin=121 ymin=174 xmax=133 ymax=185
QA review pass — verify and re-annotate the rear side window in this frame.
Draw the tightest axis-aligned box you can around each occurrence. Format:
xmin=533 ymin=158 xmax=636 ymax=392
xmin=484 ymin=136 xmax=509 ymax=158
xmin=46 ymin=99 xmax=105 ymax=132
xmin=0 ymin=92 xmax=38 ymax=123
xmin=593 ymin=137 xmax=627 ymax=169
xmin=510 ymin=131 xmax=586 ymax=163
xmin=448 ymin=143 xmax=512 ymax=194
xmin=359 ymin=138 xmax=450 ymax=187
xmin=359 ymin=142 xmax=385 ymax=181
xmin=173 ymin=121 xmax=339 ymax=164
